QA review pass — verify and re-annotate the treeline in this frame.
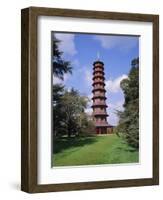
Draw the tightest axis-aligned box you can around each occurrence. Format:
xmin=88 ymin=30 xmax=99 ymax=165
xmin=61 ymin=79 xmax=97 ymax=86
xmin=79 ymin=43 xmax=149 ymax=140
xmin=52 ymin=35 xmax=95 ymax=138
xmin=117 ymin=58 xmax=139 ymax=149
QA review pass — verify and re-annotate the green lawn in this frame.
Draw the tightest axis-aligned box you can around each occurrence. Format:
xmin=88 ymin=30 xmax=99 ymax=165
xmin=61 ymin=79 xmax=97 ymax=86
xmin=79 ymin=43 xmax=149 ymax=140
xmin=52 ymin=134 xmax=139 ymax=167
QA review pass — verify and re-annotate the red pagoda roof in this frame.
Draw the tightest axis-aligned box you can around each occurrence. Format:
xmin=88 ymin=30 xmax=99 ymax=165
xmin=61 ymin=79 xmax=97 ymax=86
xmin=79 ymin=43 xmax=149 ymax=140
xmin=92 ymin=75 xmax=105 ymax=80
xmin=93 ymin=111 xmax=108 ymax=116
xmin=93 ymin=65 xmax=104 ymax=70
xmin=93 ymin=61 xmax=104 ymax=66
xmin=92 ymin=88 xmax=106 ymax=92
xmin=91 ymin=103 xmax=108 ymax=108
xmin=94 ymin=68 xmax=104 ymax=73
xmin=93 ymin=70 xmax=104 ymax=75
xmin=95 ymin=123 xmax=109 ymax=127
xmin=92 ymin=80 xmax=105 ymax=86
xmin=92 ymin=95 xmax=106 ymax=100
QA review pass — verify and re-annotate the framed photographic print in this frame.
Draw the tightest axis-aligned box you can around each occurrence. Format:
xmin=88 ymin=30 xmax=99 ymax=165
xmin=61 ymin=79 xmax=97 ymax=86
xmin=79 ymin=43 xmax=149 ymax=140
xmin=21 ymin=7 xmax=159 ymax=193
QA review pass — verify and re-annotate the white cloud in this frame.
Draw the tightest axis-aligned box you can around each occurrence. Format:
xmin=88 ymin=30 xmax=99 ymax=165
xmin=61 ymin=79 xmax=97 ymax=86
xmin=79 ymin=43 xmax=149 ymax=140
xmin=105 ymin=74 xmax=128 ymax=93
xmin=84 ymin=93 xmax=93 ymax=116
xmin=72 ymin=59 xmax=80 ymax=67
xmin=108 ymin=113 xmax=119 ymax=126
xmin=88 ymin=93 xmax=93 ymax=100
xmin=86 ymin=93 xmax=93 ymax=108
xmin=53 ymin=74 xmax=69 ymax=85
xmin=85 ymin=108 xmax=92 ymax=116
xmin=85 ymin=69 xmax=92 ymax=85
xmin=53 ymin=76 xmax=62 ymax=84
xmin=107 ymin=100 xmax=125 ymax=126
xmin=108 ymin=100 xmax=124 ymax=112
xmin=55 ymin=33 xmax=77 ymax=56
xmin=94 ymin=35 xmax=138 ymax=51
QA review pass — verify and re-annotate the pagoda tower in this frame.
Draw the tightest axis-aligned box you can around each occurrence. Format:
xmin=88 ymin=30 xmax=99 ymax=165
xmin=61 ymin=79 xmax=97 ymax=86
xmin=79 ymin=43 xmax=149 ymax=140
xmin=91 ymin=60 xmax=110 ymax=134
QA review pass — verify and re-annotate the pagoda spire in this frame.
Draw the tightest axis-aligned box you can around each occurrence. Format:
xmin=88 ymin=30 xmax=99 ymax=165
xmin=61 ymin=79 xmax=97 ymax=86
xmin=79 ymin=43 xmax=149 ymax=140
xmin=97 ymin=51 xmax=100 ymax=60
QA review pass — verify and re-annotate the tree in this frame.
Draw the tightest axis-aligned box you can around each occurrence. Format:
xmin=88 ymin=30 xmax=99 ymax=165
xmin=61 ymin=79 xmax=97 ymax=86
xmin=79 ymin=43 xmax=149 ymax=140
xmin=79 ymin=117 xmax=96 ymax=136
xmin=117 ymin=58 xmax=139 ymax=149
xmin=53 ymin=84 xmax=65 ymax=137
xmin=52 ymin=34 xmax=73 ymax=137
xmin=53 ymin=88 xmax=89 ymax=137
xmin=53 ymin=84 xmax=64 ymax=104
xmin=52 ymin=35 xmax=72 ymax=80
xmin=59 ymin=89 xmax=88 ymax=137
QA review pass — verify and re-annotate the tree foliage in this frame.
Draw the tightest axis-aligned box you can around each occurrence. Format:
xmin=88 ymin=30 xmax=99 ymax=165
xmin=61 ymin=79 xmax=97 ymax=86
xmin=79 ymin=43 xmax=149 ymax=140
xmin=117 ymin=58 xmax=139 ymax=149
xmin=52 ymin=35 xmax=72 ymax=80
xmin=53 ymin=87 xmax=94 ymax=137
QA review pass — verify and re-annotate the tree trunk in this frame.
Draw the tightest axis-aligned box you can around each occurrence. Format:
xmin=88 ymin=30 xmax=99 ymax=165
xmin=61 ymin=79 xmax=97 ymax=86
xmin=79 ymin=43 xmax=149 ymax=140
xmin=68 ymin=126 xmax=71 ymax=138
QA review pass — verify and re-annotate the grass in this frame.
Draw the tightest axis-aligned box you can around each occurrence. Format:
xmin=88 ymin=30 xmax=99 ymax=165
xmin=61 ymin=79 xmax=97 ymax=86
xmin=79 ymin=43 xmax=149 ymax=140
xmin=52 ymin=134 xmax=139 ymax=167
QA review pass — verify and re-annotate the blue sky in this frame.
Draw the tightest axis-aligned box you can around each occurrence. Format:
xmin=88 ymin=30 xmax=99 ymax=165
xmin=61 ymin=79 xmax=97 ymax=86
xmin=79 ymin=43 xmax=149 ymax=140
xmin=53 ymin=32 xmax=139 ymax=126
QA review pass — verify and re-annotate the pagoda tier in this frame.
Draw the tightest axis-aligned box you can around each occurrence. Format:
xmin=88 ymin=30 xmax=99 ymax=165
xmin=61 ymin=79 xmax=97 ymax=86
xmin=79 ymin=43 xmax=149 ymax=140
xmin=92 ymin=81 xmax=105 ymax=86
xmin=92 ymin=74 xmax=105 ymax=80
xmin=93 ymin=70 xmax=105 ymax=75
xmin=91 ymin=103 xmax=108 ymax=108
xmin=93 ymin=112 xmax=108 ymax=116
xmin=92 ymin=60 xmax=110 ymax=134
xmin=92 ymin=95 xmax=106 ymax=100
xmin=92 ymin=88 xmax=106 ymax=93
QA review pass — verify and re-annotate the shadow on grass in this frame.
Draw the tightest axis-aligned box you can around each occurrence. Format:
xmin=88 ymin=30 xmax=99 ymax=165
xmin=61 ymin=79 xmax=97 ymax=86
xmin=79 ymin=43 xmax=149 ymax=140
xmin=53 ymin=136 xmax=97 ymax=154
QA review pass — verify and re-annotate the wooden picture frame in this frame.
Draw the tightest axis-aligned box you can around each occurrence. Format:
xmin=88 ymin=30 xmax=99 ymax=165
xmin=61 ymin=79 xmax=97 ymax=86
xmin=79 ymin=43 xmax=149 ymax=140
xmin=21 ymin=7 xmax=159 ymax=193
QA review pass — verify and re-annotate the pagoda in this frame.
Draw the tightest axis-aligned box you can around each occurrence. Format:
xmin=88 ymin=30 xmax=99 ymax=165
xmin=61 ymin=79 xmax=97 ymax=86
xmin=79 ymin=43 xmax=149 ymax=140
xmin=91 ymin=60 xmax=112 ymax=134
